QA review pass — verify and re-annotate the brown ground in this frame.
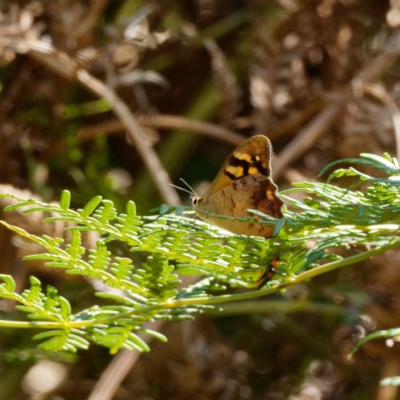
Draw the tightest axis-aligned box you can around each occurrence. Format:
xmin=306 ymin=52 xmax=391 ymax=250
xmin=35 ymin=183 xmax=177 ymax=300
xmin=1 ymin=1 xmax=400 ymax=399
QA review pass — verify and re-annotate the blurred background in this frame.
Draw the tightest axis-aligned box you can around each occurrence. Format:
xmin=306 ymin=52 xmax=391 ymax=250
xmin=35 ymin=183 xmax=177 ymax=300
xmin=1 ymin=0 xmax=400 ymax=399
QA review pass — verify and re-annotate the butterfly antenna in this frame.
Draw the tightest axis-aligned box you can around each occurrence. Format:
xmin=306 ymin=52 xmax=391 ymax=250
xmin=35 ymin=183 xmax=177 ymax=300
xmin=179 ymin=178 xmax=198 ymax=198
xmin=169 ymin=183 xmax=195 ymax=196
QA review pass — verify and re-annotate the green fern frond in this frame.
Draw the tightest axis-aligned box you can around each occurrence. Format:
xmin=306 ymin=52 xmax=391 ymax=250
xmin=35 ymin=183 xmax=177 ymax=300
xmin=1 ymin=152 xmax=400 ymax=353
xmin=33 ymin=328 xmax=89 ymax=352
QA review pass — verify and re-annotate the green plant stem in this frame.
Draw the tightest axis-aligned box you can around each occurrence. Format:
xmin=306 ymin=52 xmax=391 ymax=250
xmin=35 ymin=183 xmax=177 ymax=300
xmin=211 ymin=300 xmax=345 ymax=316
xmin=1 ymin=237 xmax=399 ymax=330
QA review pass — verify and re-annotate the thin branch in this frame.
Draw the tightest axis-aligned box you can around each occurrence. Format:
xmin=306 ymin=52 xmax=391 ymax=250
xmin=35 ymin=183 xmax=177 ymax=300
xmin=361 ymin=83 xmax=400 ymax=162
xmin=75 ymin=69 xmax=181 ymax=205
xmin=273 ymin=28 xmax=400 ymax=179
xmin=72 ymin=0 xmax=110 ymax=39
xmin=274 ymin=102 xmax=343 ymax=178
xmin=376 ymin=355 xmax=400 ymax=400
xmin=1 ymin=38 xmax=181 ymax=205
xmin=1 ymin=236 xmax=399 ymax=330
xmin=267 ymin=100 xmax=322 ymax=141
xmin=212 ymin=300 xmax=344 ymax=316
xmin=87 ymin=321 xmax=163 ymax=400
xmin=77 ymin=114 xmax=246 ymax=146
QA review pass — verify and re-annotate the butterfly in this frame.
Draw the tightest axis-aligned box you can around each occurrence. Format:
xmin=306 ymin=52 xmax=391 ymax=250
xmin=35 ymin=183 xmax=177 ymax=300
xmin=192 ymin=135 xmax=284 ymax=238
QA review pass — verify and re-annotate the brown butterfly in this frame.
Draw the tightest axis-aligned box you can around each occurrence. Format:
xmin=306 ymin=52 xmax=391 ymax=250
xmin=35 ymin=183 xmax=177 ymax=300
xmin=192 ymin=135 xmax=283 ymax=237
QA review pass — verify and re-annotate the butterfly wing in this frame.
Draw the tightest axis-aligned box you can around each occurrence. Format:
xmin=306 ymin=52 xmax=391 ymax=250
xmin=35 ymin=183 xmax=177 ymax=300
xmin=198 ymin=173 xmax=283 ymax=236
xmin=203 ymin=135 xmax=273 ymax=195
xmin=195 ymin=135 xmax=283 ymax=237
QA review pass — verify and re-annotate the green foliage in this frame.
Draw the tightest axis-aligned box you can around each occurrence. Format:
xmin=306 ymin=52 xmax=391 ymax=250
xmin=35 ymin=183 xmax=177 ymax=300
xmin=1 ymin=153 xmax=400 ymax=354
xmin=349 ymin=327 xmax=400 ymax=358
xmin=381 ymin=376 xmax=400 ymax=387
xmin=60 ymin=99 xmax=112 ymax=120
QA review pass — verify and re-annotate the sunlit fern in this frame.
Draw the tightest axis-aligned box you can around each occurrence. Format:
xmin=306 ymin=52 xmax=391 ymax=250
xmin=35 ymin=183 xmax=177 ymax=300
xmin=1 ymin=152 xmax=400 ymax=353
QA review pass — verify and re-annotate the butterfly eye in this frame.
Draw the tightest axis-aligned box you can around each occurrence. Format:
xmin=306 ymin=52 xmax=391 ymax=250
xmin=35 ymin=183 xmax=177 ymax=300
xmin=191 ymin=195 xmax=199 ymax=206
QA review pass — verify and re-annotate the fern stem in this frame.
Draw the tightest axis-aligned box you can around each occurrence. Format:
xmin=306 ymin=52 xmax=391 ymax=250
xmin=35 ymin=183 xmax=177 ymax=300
xmin=0 ymin=237 xmax=398 ymax=330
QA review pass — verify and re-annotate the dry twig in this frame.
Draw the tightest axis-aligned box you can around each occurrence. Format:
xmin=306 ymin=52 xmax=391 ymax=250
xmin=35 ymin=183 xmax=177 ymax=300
xmin=273 ymin=29 xmax=400 ymax=179
xmin=0 ymin=37 xmax=181 ymax=205
xmin=77 ymin=114 xmax=246 ymax=146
